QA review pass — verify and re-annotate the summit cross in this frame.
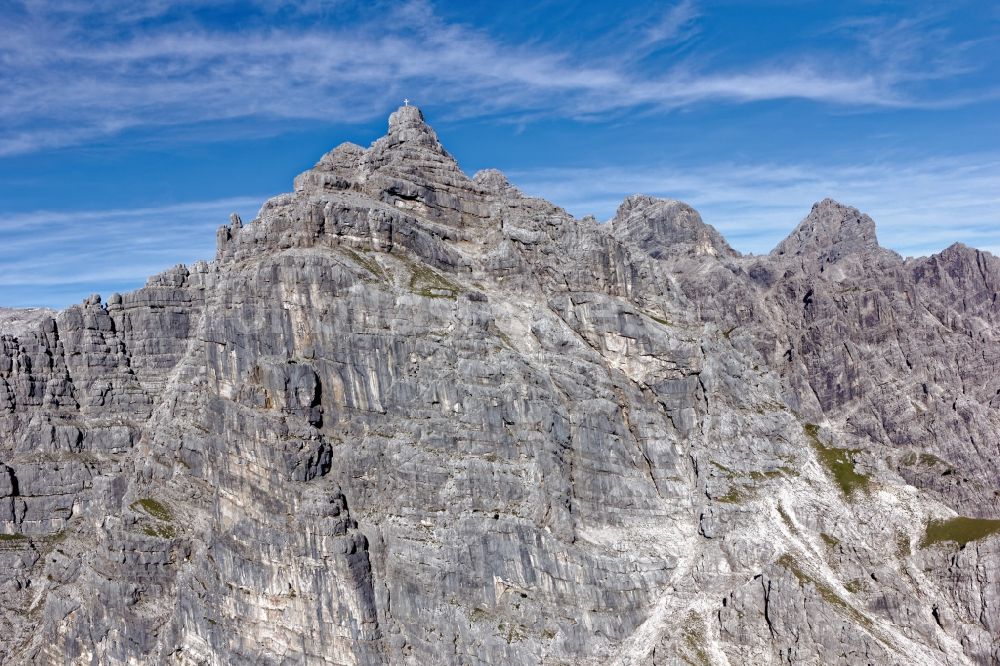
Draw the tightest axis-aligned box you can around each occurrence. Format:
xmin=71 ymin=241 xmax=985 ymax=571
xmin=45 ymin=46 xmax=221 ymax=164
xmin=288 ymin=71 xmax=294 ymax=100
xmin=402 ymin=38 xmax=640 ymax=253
xmin=403 ymin=98 xmax=409 ymax=106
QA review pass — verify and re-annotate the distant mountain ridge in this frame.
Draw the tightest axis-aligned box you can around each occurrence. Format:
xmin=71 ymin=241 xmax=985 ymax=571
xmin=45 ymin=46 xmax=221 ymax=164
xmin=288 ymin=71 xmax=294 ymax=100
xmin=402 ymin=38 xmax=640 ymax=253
xmin=0 ymin=105 xmax=998 ymax=665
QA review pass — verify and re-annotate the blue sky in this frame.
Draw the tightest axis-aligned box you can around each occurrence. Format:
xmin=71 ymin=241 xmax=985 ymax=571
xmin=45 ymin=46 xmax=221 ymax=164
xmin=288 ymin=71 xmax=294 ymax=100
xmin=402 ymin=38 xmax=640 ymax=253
xmin=1 ymin=0 xmax=998 ymax=308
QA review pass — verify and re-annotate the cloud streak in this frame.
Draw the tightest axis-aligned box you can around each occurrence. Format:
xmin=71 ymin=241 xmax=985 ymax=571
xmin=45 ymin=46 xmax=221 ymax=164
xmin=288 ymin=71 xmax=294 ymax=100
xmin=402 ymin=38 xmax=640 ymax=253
xmin=0 ymin=1 xmax=996 ymax=307
xmin=0 ymin=196 xmax=263 ymax=307
xmin=641 ymin=0 xmax=700 ymax=47
xmin=5 ymin=151 xmax=999 ymax=309
xmin=0 ymin=0 xmax=987 ymax=155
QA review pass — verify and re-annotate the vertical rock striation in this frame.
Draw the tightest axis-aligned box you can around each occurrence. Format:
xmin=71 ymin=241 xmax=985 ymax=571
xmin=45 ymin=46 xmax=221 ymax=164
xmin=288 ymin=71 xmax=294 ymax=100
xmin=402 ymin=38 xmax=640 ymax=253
xmin=0 ymin=106 xmax=998 ymax=665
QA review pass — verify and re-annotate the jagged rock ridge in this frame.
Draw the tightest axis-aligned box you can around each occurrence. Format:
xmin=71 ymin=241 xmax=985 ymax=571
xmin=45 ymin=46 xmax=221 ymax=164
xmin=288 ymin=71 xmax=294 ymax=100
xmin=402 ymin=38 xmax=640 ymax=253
xmin=1 ymin=105 xmax=998 ymax=665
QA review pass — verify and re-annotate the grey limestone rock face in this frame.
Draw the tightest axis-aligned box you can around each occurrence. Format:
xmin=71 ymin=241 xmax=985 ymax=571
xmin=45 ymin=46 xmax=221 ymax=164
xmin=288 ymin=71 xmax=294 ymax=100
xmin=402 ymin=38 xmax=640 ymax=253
xmin=611 ymin=194 xmax=736 ymax=259
xmin=1 ymin=106 xmax=998 ymax=665
xmin=771 ymin=197 xmax=881 ymax=262
xmin=0 ymin=308 xmax=56 ymax=339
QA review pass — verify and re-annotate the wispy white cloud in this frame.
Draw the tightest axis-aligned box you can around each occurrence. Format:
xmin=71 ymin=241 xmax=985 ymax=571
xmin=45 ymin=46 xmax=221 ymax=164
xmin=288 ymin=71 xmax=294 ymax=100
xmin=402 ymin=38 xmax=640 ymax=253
xmin=3 ymin=153 xmax=999 ymax=308
xmin=0 ymin=196 xmax=263 ymax=306
xmin=1 ymin=1 xmax=996 ymax=308
xmin=0 ymin=0 xmax=987 ymax=155
xmin=509 ymin=154 xmax=1000 ymax=257
xmin=641 ymin=0 xmax=700 ymax=47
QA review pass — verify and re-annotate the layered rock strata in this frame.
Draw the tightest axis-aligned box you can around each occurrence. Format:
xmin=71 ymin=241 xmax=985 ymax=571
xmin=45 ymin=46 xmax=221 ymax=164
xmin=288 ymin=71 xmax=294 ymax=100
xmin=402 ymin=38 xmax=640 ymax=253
xmin=1 ymin=105 xmax=998 ymax=665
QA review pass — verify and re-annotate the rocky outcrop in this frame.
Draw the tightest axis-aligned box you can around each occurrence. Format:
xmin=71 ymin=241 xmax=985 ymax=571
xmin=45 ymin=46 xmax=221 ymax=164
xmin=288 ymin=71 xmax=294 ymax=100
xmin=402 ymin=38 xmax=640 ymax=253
xmin=1 ymin=105 xmax=998 ymax=665
xmin=611 ymin=194 xmax=736 ymax=259
xmin=0 ymin=308 xmax=56 ymax=338
xmin=771 ymin=197 xmax=882 ymax=263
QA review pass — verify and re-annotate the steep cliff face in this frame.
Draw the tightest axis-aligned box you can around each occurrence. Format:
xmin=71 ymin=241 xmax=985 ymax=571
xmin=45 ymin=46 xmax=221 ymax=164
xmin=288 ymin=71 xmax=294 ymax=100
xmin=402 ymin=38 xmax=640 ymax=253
xmin=1 ymin=106 xmax=998 ymax=665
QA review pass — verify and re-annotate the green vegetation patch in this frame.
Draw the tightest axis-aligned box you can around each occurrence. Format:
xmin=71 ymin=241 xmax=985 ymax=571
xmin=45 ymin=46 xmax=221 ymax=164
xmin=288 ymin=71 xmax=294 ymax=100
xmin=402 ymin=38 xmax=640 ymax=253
xmin=645 ymin=311 xmax=671 ymax=326
xmin=804 ymin=424 xmax=870 ymax=497
xmin=710 ymin=461 xmax=795 ymax=504
xmin=754 ymin=400 xmax=786 ymax=414
xmin=918 ymin=453 xmax=948 ymax=467
xmin=896 ymin=532 xmax=911 ymax=557
xmin=681 ymin=612 xmax=711 ymax=666
xmin=921 ymin=517 xmax=1000 ymax=549
xmin=338 ymin=247 xmax=384 ymax=279
xmin=408 ymin=262 xmax=459 ymax=299
xmin=710 ymin=461 xmax=737 ymax=478
xmin=901 ymin=451 xmax=949 ymax=468
xmin=495 ymin=330 xmax=514 ymax=350
xmin=776 ymin=506 xmax=796 ymax=531
xmin=716 ymin=486 xmax=751 ymax=504
xmin=820 ymin=532 xmax=840 ymax=548
xmin=843 ymin=579 xmax=865 ymax=594
xmin=776 ymin=554 xmax=875 ymax=632
xmin=132 ymin=498 xmax=173 ymax=522
xmin=142 ymin=524 xmax=177 ymax=539
xmin=749 ymin=467 xmax=797 ymax=481
xmin=497 ymin=621 xmax=526 ymax=644
xmin=0 ymin=533 xmax=26 ymax=542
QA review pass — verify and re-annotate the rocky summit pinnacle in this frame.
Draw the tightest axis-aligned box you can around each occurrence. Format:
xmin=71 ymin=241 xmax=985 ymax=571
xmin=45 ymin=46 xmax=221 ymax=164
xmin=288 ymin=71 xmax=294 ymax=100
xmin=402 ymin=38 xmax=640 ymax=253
xmin=611 ymin=194 xmax=736 ymax=259
xmin=1 ymin=107 xmax=999 ymax=665
xmin=385 ymin=104 xmax=447 ymax=151
xmin=771 ymin=197 xmax=882 ymax=263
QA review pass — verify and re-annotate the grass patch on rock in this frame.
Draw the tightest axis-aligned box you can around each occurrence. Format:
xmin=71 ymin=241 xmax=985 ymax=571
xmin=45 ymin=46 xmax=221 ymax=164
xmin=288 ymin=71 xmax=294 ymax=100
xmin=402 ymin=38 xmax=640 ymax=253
xmin=142 ymin=524 xmax=177 ymax=539
xmin=843 ymin=579 xmax=865 ymax=594
xmin=804 ymin=424 xmax=869 ymax=497
xmin=132 ymin=498 xmax=173 ymax=522
xmin=749 ymin=467 xmax=797 ymax=481
xmin=896 ymin=533 xmax=911 ymax=557
xmin=776 ymin=554 xmax=875 ymax=633
xmin=337 ymin=246 xmax=384 ymax=280
xmin=404 ymin=258 xmax=460 ymax=299
xmin=710 ymin=461 xmax=737 ymax=478
xmin=681 ymin=612 xmax=711 ymax=666
xmin=497 ymin=621 xmax=526 ymax=644
xmin=710 ymin=461 xmax=794 ymax=505
xmin=921 ymin=517 xmax=1000 ymax=548
xmin=645 ymin=311 xmax=671 ymax=326
xmin=901 ymin=451 xmax=950 ymax=469
xmin=776 ymin=505 xmax=796 ymax=532
xmin=469 ymin=607 xmax=489 ymax=623
xmin=716 ymin=486 xmax=751 ymax=504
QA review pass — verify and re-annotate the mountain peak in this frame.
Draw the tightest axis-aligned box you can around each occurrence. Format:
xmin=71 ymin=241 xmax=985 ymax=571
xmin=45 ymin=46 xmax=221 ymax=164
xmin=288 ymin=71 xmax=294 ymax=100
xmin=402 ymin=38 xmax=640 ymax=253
xmin=291 ymin=104 xmax=481 ymax=228
xmin=771 ymin=198 xmax=880 ymax=262
xmin=388 ymin=103 xmax=427 ymax=130
xmin=6 ymin=94 xmax=1000 ymax=666
xmin=382 ymin=103 xmax=448 ymax=154
xmin=611 ymin=194 xmax=736 ymax=259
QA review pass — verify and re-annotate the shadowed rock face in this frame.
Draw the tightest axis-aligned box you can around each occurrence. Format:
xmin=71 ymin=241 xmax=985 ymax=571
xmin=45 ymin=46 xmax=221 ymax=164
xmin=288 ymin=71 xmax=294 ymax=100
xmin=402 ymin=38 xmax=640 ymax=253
xmin=1 ymin=106 xmax=998 ymax=665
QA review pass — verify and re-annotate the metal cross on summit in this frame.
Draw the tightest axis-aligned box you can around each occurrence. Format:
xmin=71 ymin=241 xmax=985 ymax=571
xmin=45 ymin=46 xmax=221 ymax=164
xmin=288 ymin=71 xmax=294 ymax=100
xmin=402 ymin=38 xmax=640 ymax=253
xmin=403 ymin=98 xmax=409 ymax=106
